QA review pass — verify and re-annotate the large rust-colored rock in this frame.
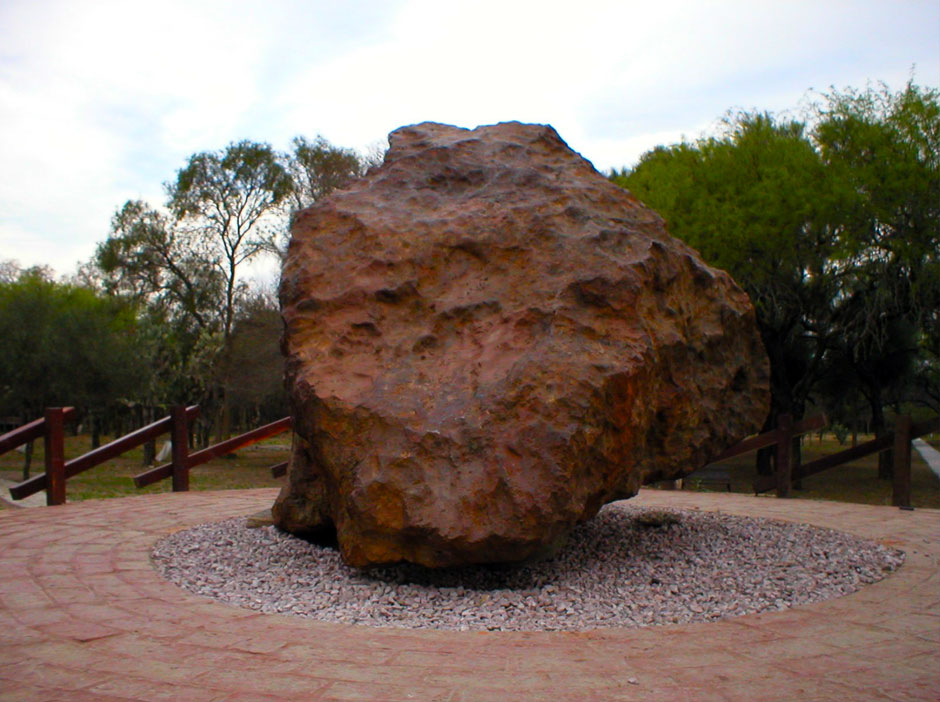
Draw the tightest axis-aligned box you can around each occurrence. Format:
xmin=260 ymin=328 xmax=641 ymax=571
xmin=273 ymin=121 xmax=770 ymax=568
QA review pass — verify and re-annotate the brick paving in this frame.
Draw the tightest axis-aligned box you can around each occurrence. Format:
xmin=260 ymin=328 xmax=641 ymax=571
xmin=0 ymin=488 xmax=937 ymax=701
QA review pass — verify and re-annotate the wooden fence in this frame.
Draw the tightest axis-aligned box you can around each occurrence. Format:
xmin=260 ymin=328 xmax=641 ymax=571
xmin=688 ymin=412 xmax=939 ymax=509
xmin=3 ymin=405 xmax=937 ymax=509
xmin=713 ymin=413 xmax=828 ymax=499
xmin=2 ymin=406 xmax=289 ymax=506
xmin=749 ymin=414 xmax=938 ymax=509
xmin=132 ymin=411 xmax=291 ymax=489
xmin=0 ymin=407 xmax=77 ymax=505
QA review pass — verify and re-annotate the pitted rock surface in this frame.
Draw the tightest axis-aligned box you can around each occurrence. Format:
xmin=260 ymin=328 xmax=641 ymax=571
xmin=274 ymin=121 xmax=770 ymax=568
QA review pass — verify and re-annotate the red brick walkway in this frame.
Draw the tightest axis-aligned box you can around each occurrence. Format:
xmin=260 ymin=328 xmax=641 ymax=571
xmin=0 ymin=489 xmax=937 ymax=701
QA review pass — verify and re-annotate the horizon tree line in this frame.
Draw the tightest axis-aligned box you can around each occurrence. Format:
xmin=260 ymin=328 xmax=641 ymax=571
xmin=1 ymin=79 xmax=937 ymax=482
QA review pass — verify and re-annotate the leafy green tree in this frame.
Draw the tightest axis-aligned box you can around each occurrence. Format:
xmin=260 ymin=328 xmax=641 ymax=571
xmin=256 ymin=135 xmax=375 ymax=257
xmin=95 ymin=200 xmax=224 ymax=438
xmin=0 ymin=270 xmax=145 ymax=474
xmin=0 ymin=259 xmax=22 ymax=284
xmin=614 ymin=81 xmax=939 ymax=481
xmin=286 ymin=135 xmax=368 ymax=211
xmin=811 ymin=81 xmax=940 ymax=475
xmin=167 ymin=140 xmax=293 ymax=438
xmin=169 ymin=140 xmax=294 ymax=341
xmin=90 ymin=135 xmax=373 ymax=439
xmin=615 ymin=112 xmax=834 ymax=430
xmin=95 ymin=141 xmax=294 ymax=438
xmin=222 ymin=292 xmax=288 ymax=429
xmin=97 ymin=200 xmax=223 ymax=335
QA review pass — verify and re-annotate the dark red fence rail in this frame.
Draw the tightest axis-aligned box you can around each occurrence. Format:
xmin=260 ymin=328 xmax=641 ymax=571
xmin=0 ymin=408 xmax=75 ymax=456
xmin=0 ymin=407 xmax=77 ymax=505
xmin=708 ymin=414 xmax=828 ymax=499
xmin=8 ymin=406 xmax=200 ymax=504
xmin=5 ymin=404 xmax=936 ymax=510
xmin=4 ymin=406 xmax=289 ymax=506
xmin=751 ymin=414 xmax=939 ymax=508
xmin=697 ymin=412 xmax=938 ymax=509
xmin=133 ymin=414 xmax=291 ymax=488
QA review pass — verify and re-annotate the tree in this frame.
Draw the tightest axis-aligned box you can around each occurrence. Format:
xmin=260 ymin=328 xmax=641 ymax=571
xmin=0 ymin=270 xmax=145 ymax=474
xmin=615 ymin=112 xmax=834 ymax=431
xmin=168 ymin=140 xmax=294 ymax=342
xmin=167 ymin=140 xmax=293 ymax=438
xmin=94 ymin=141 xmax=294 ymax=438
xmin=259 ymin=135 xmax=375 ymax=257
xmin=91 ymin=135 xmax=373 ymax=438
xmin=0 ymin=259 xmax=22 ymax=284
xmin=812 ymin=81 xmax=940 ymax=475
xmin=286 ymin=135 xmax=368 ymax=211
xmin=95 ymin=200 xmax=225 ymax=437
xmin=223 ymin=292 xmax=288 ymax=429
xmin=97 ymin=200 xmax=223 ymax=335
xmin=614 ymin=81 xmax=939 ymax=481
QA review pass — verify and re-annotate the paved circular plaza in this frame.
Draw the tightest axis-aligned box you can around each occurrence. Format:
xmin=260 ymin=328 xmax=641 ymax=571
xmin=0 ymin=488 xmax=937 ymax=701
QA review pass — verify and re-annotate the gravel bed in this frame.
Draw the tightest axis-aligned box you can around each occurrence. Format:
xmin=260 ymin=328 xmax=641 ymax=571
xmin=151 ymin=503 xmax=904 ymax=632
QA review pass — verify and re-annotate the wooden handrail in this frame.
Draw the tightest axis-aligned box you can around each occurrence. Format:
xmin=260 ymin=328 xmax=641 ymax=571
xmin=753 ymin=415 xmax=939 ymax=495
xmin=0 ymin=408 xmax=76 ymax=456
xmin=712 ymin=414 xmax=827 ymax=462
xmin=9 ymin=406 xmax=199 ymax=500
xmin=187 ymin=416 xmax=292 ymax=468
xmin=133 ymin=416 xmax=291 ymax=488
xmin=792 ymin=434 xmax=893 ymax=482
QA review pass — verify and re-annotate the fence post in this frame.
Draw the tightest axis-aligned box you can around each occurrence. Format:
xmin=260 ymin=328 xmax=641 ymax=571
xmin=44 ymin=408 xmax=66 ymax=506
xmin=892 ymin=415 xmax=912 ymax=510
xmin=171 ymin=405 xmax=190 ymax=492
xmin=775 ymin=413 xmax=793 ymax=498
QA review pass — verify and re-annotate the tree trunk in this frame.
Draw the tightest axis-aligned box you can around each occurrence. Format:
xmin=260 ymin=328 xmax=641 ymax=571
xmin=755 ymin=408 xmax=777 ymax=477
xmin=755 ymin=446 xmax=773 ymax=477
xmin=142 ymin=406 xmax=155 ymax=466
xmin=217 ymin=400 xmax=231 ymax=443
xmin=869 ymin=393 xmax=892 ymax=480
xmin=199 ymin=419 xmax=211 ymax=449
xmin=791 ymin=434 xmax=803 ymax=490
xmin=143 ymin=439 xmax=155 ymax=465
xmin=90 ymin=412 xmax=101 ymax=449
xmin=878 ymin=446 xmax=893 ymax=480
xmin=22 ymin=440 xmax=33 ymax=481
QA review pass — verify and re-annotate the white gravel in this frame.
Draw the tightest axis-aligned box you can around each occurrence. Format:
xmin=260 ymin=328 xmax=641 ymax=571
xmin=150 ymin=503 xmax=904 ymax=632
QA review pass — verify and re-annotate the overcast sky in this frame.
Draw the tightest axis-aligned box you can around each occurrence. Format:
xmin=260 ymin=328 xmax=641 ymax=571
xmin=1 ymin=0 xmax=938 ymax=280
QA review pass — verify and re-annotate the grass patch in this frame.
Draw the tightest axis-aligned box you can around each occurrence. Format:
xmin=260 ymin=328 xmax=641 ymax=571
xmin=0 ymin=433 xmax=287 ymax=502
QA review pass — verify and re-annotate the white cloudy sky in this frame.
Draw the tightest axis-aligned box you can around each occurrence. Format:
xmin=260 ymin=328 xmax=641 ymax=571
xmin=1 ymin=0 xmax=938 ymax=279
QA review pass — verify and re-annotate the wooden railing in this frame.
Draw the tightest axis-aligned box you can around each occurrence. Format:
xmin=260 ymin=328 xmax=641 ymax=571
xmin=692 ymin=412 xmax=938 ymax=509
xmin=751 ymin=414 xmax=939 ymax=509
xmin=7 ymin=406 xmax=199 ymax=505
xmin=0 ymin=407 xmax=77 ymax=505
xmin=4 ymin=406 xmax=290 ymax=506
xmin=712 ymin=413 xmax=828 ymax=499
xmin=133 ymin=413 xmax=291 ymax=489
xmin=5 ymin=404 xmax=935 ymax=510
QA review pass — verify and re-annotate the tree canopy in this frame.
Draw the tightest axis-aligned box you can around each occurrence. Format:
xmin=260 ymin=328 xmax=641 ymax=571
xmin=0 ymin=267 xmax=144 ymax=421
xmin=286 ymin=135 xmax=370 ymax=212
xmin=4 ymin=88 xmax=933 ymax=461
xmin=168 ymin=140 xmax=293 ymax=341
xmin=613 ymin=80 xmax=940 ymax=450
xmin=86 ymin=134 xmax=374 ymax=436
xmin=614 ymin=112 xmax=834 ymax=425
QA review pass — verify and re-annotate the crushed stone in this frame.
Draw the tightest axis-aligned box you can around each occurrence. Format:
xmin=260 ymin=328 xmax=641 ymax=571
xmin=151 ymin=503 xmax=904 ymax=632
